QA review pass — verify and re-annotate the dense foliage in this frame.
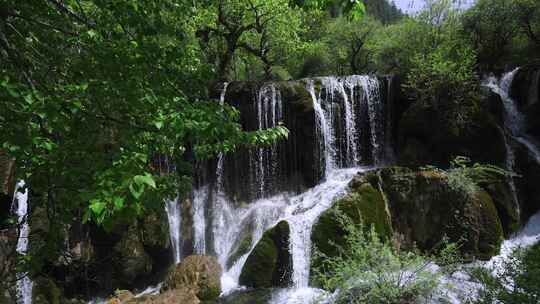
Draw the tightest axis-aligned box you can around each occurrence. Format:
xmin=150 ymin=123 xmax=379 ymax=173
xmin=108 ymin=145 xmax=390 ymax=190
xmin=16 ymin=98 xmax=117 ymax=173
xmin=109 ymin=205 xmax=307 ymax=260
xmin=312 ymin=210 xmax=461 ymax=304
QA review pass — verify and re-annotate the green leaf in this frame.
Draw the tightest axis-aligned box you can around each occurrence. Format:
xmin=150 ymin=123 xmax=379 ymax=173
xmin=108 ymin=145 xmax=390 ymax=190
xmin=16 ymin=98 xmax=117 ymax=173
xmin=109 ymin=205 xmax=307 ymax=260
xmin=129 ymin=183 xmax=144 ymax=199
xmin=134 ymin=173 xmax=156 ymax=189
xmin=113 ymin=197 xmax=125 ymax=210
xmin=89 ymin=200 xmax=106 ymax=216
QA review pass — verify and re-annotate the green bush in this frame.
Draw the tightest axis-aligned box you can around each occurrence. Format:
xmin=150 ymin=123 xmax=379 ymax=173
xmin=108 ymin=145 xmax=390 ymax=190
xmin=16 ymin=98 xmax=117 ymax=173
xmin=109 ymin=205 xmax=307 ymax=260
xmin=312 ymin=210 xmax=461 ymax=304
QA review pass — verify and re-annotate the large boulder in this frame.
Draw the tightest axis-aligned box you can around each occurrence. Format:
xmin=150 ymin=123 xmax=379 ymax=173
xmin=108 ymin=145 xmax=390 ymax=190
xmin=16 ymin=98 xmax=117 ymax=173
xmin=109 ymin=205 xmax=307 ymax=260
xmin=312 ymin=173 xmax=392 ymax=261
xmin=379 ymin=167 xmax=504 ymax=260
xmin=108 ymin=288 xmax=199 ymax=304
xmin=312 ymin=167 xmax=505 ymax=263
xmin=163 ymin=255 xmax=222 ymax=302
xmin=239 ymin=221 xmax=292 ymax=288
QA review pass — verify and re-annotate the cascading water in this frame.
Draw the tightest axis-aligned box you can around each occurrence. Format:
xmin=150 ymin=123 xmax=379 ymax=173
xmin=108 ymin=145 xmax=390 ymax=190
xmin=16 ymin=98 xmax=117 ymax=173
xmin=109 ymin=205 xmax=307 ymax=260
xmin=485 ymin=68 xmax=540 ymax=162
xmin=310 ymin=75 xmax=386 ymax=170
xmin=192 ymin=185 xmax=209 ymax=255
xmin=165 ymin=198 xmax=182 ymax=264
xmin=484 ymin=69 xmax=540 ymax=215
xmin=176 ymin=76 xmax=388 ymax=302
xmin=12 ymin=181 xmax=33 ymax=304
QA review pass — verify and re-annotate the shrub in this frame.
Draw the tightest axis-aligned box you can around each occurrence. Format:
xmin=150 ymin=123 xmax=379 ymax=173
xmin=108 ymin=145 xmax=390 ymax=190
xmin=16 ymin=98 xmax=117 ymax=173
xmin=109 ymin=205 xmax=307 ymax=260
xmin=312 ymin=210 xmax=460 ymax=304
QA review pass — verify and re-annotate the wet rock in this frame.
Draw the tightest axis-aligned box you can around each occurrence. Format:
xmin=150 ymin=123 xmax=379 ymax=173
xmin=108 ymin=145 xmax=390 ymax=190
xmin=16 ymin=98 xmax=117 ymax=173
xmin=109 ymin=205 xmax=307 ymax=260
xmin=397 ymin=101 xmax=507 ymax=168
xmin=163 ymin=255 xmax=221 ymax=302
xmin=312 ymin=167 xmax=505 ymax=263
xmin=125 ymin=287 xmax=199 ymax=304
xmin=514 ymin=139 xmax=540 ymax=221
xmin=311 ymin=172 xmax=392 ymax=262
xmin=511 ymin=65 xmax=540 ymax=137
xmin=239 ymin=221 xmax=292 ymax=288
xmin=380 ymin=167 xmax=504 ymax=260
xmin=113 ymin=225 xmax=153 ymax=286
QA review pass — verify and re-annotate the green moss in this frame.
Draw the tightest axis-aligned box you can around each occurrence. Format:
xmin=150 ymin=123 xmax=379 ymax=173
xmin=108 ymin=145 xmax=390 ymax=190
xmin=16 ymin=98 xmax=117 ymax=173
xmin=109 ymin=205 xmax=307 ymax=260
xmin=472 ymin=190 xmax=504 ymax=259
xmin=311 ymin=178 xmax=392 ymax=272
xmin=239 ymin=221 xmax=291 ymax=288
xmin=227 ymin=234 xmax=253 ymax=269
xmin=278 ymin=82 xmax=313 ymax=112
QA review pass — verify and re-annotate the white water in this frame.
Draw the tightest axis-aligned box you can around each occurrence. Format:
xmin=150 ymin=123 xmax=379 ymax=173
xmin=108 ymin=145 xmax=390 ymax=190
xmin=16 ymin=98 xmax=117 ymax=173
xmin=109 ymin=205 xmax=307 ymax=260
xmin=286 ymin=168 xmax=363 ymax=288
xmin=309 ymin=80 xmax=336 ymax=176
xmin=311 ymin=76 xmax=385 ymax=169
xmin=431 ymin=210 xmax=540 ymax=304
xmin=164 ymin=198 xmax=182 ymax=264
xmin=155 ymin=76 xmax=387 ymax=302
xmin=192 ymin=185 xmax=209 ymax=255
xmin=12 ymin=181 xmax=33 ymax=304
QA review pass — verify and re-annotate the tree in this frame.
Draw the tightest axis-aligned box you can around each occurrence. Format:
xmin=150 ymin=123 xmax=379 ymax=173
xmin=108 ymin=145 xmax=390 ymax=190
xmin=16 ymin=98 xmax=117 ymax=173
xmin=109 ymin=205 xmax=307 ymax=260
xmin=0 ymin=0 xmax=287 ymax=290
xmin=462 ymin=0 xmax=520 ymax=71
xmin=514 ymin=0 xmax=540 ymax=48
xmin=325 ymin=16 xmax=381 ymax=74
xmin=195 ymin=0 xmax=302 ymax=81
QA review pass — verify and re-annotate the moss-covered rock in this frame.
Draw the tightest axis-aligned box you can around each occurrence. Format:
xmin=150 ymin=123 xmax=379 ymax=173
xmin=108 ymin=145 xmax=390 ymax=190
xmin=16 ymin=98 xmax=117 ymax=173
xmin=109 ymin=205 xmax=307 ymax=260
xmin=311 ymin=173 xmax=392 ymax=262
xmin=377 ymin=167 xmax=504 ymax=260
xmin=482 ymin=181 xmax=520 ymax=236
xmin=139 ymin=210 xmax=170 ymax=250
xmin=239 ymin=221 xmax=292 ymax=288
xmin=226 ymin=233 xmax=252 ymax=269
xmin=397 ymin=102 xmax=507 ymax=168
xmin=312 ymin=167 xmax=505 ymax=264
xmin=163 ymin=255 xmax=221 ymax=302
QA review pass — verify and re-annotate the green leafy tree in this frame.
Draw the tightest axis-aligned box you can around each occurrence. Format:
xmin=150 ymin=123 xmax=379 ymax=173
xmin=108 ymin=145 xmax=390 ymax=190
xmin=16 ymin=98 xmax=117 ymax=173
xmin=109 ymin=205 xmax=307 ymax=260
xmin=195 ymin=0 xmax=303 ymax=81
xmin=462 ymin=0 xmax=520 ymax=71
xmin=0 ymin=0 xmax=288 ymax=286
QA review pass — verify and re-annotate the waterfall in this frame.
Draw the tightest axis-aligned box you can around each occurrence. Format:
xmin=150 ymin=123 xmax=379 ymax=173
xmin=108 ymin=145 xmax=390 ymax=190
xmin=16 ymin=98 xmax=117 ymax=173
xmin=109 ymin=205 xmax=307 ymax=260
xmin=309 ymin=80 xmax=337 ymax=176
xmin=485 ymin=69 xmax=540 ymax=213
xmin=192 ymin=185 xmax=209 ymax=255
xmin=310 ymin=75 xmax=385 ymax=171
xmin=181 ymin=76 xmax=388 ymax=301
xmin=165 ymin=198 xmax=182 ymax=264
xmin=355 ymin=76 xmax=385 ymax=165
xmin=12 ymin=181 xmax=33 ymax=304
xmin=287 ymin=168 xmax=364 ymax=288
xmin=252 ymin=84 xmax=283 ymax=198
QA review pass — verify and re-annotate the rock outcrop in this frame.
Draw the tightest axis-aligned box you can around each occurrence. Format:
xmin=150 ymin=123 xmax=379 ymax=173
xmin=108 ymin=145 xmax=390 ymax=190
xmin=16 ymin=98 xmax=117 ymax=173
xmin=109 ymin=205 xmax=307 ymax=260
xmin=163 ymin=255 xmax=221 ymax=301
xmin=239 ymin=221 xmax=292 ymax=288
xmin=312 ymin=167 xmax=505 ymax=267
